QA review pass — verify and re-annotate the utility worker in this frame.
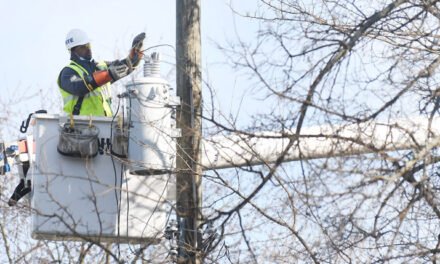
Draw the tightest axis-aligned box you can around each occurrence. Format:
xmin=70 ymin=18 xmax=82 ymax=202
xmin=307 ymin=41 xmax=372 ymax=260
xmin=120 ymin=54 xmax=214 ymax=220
xmin=58 ymin=29 xmax=145 ymax=116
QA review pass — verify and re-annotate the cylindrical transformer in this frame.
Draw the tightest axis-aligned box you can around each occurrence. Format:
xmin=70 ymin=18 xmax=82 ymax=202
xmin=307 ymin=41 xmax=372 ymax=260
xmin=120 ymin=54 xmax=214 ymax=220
xmin=126 ymin=53 xmax=180 ymax=175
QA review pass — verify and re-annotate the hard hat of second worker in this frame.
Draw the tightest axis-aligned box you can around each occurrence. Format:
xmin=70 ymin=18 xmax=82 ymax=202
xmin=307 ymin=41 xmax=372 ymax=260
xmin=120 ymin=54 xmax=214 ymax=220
xmin=65 ymin=29 xmax=90 ymax=50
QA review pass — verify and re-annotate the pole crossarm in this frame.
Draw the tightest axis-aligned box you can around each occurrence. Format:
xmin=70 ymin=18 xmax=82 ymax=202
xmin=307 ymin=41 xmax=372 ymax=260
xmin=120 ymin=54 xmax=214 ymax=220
xmin=201 ymin=117 xmax=440 ymax=170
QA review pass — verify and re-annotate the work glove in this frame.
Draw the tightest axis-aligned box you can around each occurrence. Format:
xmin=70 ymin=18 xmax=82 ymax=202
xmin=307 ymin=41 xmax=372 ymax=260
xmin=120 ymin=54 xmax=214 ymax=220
xmin=108 ymin=61 xmax=130 ymax=81
xmin=128 ymin=32 xmax=146 ymax=68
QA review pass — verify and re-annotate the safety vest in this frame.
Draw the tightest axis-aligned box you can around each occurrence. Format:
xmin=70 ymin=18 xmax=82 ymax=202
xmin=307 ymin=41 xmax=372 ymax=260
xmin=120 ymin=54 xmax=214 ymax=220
xmin=58 ymin=61 xmax=113 ymax=117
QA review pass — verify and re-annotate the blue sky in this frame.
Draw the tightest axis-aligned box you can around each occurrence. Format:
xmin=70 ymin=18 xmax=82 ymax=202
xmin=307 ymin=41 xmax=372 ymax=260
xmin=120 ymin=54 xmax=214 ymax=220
xmin=0 ymin=0 xmax=260 ymax=141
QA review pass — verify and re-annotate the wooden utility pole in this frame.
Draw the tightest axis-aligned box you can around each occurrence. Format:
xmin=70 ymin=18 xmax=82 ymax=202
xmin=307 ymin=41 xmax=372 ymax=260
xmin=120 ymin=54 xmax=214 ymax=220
xmin=176 ymin=0 xmax=203 ymax=263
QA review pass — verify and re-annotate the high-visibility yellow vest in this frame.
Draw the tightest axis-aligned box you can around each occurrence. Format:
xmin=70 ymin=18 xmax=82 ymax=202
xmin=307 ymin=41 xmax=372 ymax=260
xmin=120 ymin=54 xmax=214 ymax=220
xmin=58 ymin=61 xmax=113 ymax=117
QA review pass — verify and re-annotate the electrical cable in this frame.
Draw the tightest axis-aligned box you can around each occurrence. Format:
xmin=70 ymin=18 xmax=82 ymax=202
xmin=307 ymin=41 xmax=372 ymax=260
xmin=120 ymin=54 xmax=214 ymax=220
xmin=140 ymin=173 xmax=171 ymax=238
xmin=125 ymin=85 xmax=137 ymax=255
xmin=141 ymin=44 xmax=176 ymax=54
xmin=133 ymin=173 xmax=173 ymax=263
xmin=110 ymin=96 xmax=122 ymax=258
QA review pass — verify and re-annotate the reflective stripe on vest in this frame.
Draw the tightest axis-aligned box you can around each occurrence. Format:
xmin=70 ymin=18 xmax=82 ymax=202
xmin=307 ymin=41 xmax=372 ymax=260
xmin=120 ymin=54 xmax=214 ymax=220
xmin=58 ymin=61 xmax=113 ymax=117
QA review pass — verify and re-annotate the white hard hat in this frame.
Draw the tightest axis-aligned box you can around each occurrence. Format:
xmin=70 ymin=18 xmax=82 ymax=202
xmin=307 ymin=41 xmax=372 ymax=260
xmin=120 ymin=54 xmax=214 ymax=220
xmin=65 ymin=29 xmax=90 ymax=50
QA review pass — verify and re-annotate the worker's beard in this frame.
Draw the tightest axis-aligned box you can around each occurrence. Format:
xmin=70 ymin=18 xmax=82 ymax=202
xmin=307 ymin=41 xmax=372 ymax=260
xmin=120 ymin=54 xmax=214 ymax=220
xmin=74 ymin=50 xmax=93 ymax=61
xmin=83 ymin=51 xmax=92 ymax=61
